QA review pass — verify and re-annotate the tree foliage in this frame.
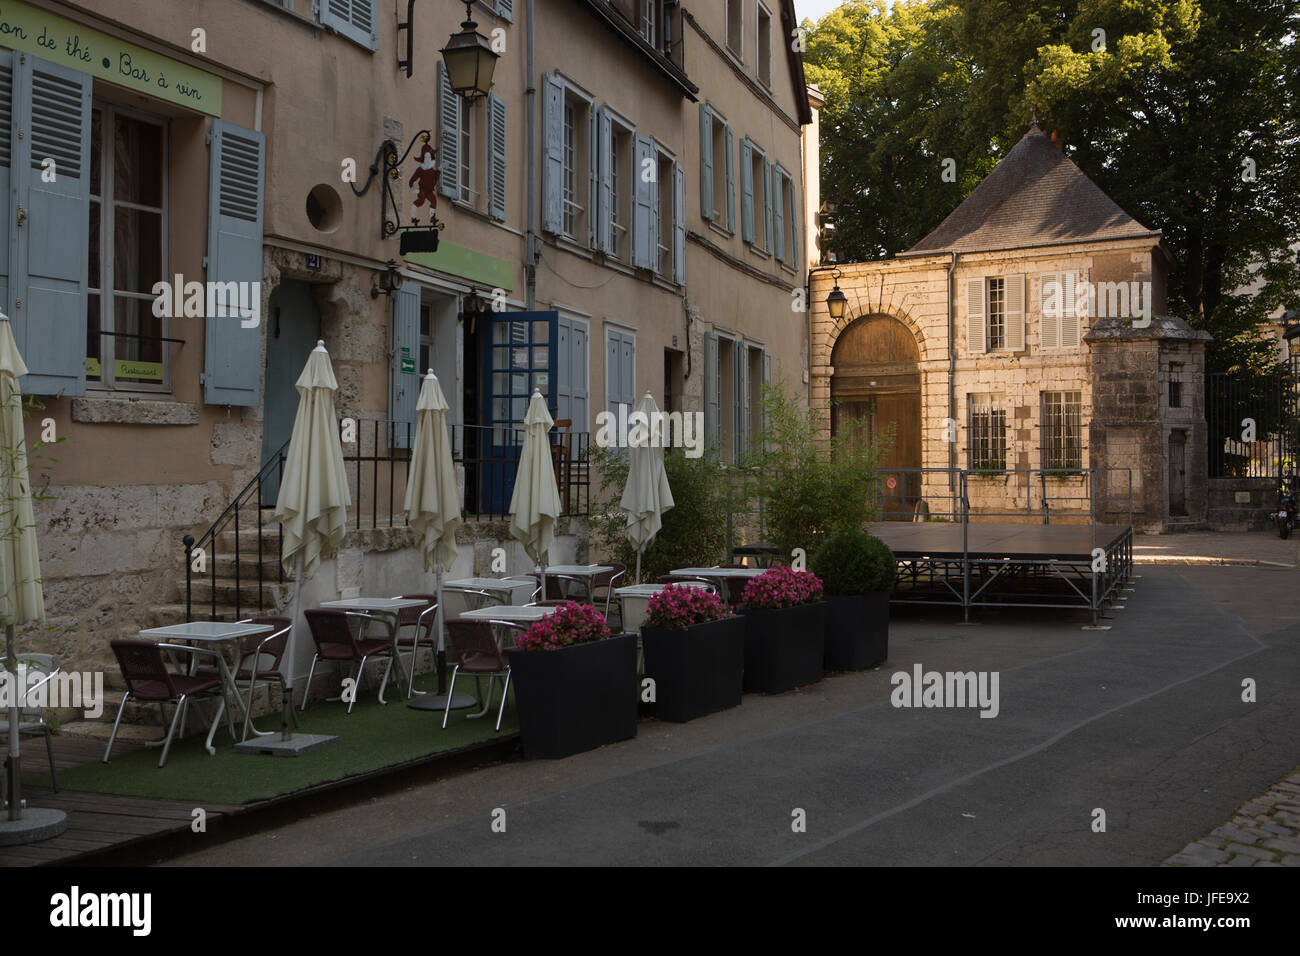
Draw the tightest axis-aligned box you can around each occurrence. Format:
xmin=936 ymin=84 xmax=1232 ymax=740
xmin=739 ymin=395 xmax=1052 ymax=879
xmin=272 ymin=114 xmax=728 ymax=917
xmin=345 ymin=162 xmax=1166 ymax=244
xmin=804 ymin=0 xmax=1300 ymax=372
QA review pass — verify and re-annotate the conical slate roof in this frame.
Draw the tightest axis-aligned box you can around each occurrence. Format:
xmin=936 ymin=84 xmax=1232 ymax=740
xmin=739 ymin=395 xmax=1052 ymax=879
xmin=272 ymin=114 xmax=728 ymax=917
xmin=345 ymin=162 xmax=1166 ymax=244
xmin=904 ymin=126 xmax=1159 ymax=254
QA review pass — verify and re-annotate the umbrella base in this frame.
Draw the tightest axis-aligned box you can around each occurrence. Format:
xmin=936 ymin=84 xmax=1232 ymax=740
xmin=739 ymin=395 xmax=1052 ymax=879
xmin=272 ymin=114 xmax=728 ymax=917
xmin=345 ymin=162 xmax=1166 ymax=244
xmin=0 ymin=807 xmax=67 ymax=845
xmin=233 ymin=733 xmax=338 ymax=757
xmin=407 ymin=693 xmax=478 ymax=712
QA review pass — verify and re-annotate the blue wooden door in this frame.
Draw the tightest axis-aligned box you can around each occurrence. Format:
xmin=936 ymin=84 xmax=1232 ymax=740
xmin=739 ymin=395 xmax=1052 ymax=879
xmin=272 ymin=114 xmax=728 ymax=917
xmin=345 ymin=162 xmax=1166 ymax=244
xmin=480 ymin=310 xmax=559 ymax=514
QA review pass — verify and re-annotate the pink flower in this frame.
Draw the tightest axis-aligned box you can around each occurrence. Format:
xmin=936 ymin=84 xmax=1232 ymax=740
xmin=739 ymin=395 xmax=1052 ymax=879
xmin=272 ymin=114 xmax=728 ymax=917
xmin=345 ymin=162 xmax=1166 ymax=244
xmin=644 ymin=585 xmax=733 ymax=629
xmin=516 ymin=601 xmax=612 ymax=650
xmin=740 ymin=566 xmax=823 ymax=610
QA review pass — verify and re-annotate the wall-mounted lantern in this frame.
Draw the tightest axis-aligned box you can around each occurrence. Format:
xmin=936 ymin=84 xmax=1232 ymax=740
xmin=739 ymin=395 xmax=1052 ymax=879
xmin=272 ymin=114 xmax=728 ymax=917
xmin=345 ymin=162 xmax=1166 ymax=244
xmin=441 ymin=1 xmax=499 ymax=101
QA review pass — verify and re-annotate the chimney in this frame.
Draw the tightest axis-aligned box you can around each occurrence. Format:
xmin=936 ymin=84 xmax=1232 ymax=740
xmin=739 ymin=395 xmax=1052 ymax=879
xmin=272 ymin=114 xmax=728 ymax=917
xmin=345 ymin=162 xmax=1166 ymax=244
xmin=1049 ymin=129 xmax=1065 ymax=152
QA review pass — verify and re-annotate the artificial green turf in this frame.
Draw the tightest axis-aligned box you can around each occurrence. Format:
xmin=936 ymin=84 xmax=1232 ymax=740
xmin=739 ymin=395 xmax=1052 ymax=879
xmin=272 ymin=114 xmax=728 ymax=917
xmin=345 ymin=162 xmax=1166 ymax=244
xmin=31 ymin=672 xmax=517 ymax=805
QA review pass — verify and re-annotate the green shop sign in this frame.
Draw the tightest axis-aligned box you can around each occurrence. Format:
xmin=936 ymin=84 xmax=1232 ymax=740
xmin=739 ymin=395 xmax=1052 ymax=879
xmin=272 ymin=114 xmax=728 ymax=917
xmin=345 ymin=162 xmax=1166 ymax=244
xmin=0 ymin=0 xmax=222 ymax=115
xmin=404 ymin=241 xmax=514 ymax=293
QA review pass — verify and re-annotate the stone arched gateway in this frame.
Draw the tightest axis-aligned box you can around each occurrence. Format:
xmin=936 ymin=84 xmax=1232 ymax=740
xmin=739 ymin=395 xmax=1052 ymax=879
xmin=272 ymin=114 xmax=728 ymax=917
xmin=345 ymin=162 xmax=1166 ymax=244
xmin=831 ymin=314 xmax=922 ymax=517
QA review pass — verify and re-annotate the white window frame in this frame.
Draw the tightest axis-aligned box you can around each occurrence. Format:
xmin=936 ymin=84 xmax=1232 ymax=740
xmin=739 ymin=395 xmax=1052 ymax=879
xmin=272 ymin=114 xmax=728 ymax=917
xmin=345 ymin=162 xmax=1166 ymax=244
xmin=708 ymin=108 xmax=732 ymax=232
xmin=654 ymin=142 xmax=676 ymax=279
xmin=458 ymin=96 xmax=479 ymax=206
xmin=756 ymin=1 xmax=773 ymax=88
xmin=726 ymin=0 xmax=744 ymax=60
xmin=747 ymin=140 xmax=769 ymax=252
xmin=608 ymin=113 xmax=635 ymax=261
xmin=88 ymin=100 xmax=171 ymax=394
xmin=558 ymin=84 xmax=594 ymax=242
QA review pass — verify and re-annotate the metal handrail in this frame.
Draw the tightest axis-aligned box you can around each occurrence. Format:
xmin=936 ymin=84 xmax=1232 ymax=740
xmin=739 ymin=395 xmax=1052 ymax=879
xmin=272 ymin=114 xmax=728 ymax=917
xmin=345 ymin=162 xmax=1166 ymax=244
xmin=184 ymin=438 xmax=290 ymax=622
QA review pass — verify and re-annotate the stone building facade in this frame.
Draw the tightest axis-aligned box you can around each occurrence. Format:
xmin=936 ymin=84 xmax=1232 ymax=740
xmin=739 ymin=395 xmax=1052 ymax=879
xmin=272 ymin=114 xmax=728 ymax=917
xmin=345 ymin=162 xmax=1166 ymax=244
xmin=2 ymin=0 xmax=814 ymax=695
xmin=809 ymin=126 xmax=1209 ymax=530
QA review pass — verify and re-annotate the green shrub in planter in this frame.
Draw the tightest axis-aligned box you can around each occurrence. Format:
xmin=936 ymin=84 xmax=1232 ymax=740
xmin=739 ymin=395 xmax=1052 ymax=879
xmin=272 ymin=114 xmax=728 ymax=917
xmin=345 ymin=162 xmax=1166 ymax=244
xmin=810 ymin=530 xmax=895 ymax=670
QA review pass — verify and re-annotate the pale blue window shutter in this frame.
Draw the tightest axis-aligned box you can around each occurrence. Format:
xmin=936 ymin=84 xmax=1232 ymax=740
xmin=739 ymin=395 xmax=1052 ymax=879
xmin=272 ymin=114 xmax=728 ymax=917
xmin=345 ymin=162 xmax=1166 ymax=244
xmin=673 ymin=161 xmax=685 ymax=285
xmin=761 ymin=350 xmax=772 ymax=449
xmin=773 ymin=167 xmax=786 ymax=263
xmin=704 ymin=332 xmax=719 ymax=453
xmin=204 ymin=119 xmax=265 ymax=406
xmin=632 ymin=134 xmax=655 ymax=270
xmin=541 ymin=74 xmax=564 ymax=233
xmin=496 ymin=0 xmax=514 ymax=22
xmin=389 ymin=283 xmax=420 ymax=448
xmin=740 ymin=140 xmax=754 ymax=243
xmin=698 ymin=105 xmax=713 ymax=221
xmin=596 ymin=109 xmax=612 ymax=253
xmin=437 ymin=63 xmax=460 ymax=200
xmin=733 ymin=341 xmax=746 ymax=460
xmin=0 ymin=51 xmax=12 ymax=323
xmin=320 ymin=0 xmax=378 ymax=51
xmin=790 ymin=174 xmax=800 ymax=273
xmin=487 ymin=92 xmax=507 ymax=220
xmin=588 ymin=107 xmax=600 ymax=248
xmin=570 ymin=320 xmax=589 ymax=431
xmin=724 ymin=124 xmax=735 ymax=231
xmin=10 ymin=54 xmax=91 ymax=396
xmin=605 ymin=329 xmax=626 ymax=421
xmin=621 ymin=333 xmax=635 ymax=411
xmin=762 ymin=157 xmax=773 ymax=252
xmin=557 ymin=315 xmax=573 ymax=422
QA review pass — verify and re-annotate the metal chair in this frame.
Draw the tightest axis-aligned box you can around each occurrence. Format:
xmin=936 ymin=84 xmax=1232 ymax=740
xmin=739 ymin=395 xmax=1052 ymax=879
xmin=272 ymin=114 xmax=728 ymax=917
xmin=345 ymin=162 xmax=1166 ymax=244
xmin=0 ymin=653 xmax=60 ymax=791
xmin=392 ymin=594 xmax=439 ymax=696
xmin=104 ymin=640 xmax=226 ymax=769
xmin=229 ymin=616 xmax=298 ymax=740
xmin=591 ymin=563 xmax=627 ymax=619
xmin=300 ymin=609 xmax=397 ymax=714
xmin=442 ymin=618 xmax=511 ymax=732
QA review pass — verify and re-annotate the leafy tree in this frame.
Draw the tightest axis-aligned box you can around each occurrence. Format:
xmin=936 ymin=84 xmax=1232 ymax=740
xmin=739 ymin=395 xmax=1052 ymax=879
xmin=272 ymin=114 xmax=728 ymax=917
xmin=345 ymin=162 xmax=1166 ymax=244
xmin=804 ymin=0 xmax=1300 ymax=372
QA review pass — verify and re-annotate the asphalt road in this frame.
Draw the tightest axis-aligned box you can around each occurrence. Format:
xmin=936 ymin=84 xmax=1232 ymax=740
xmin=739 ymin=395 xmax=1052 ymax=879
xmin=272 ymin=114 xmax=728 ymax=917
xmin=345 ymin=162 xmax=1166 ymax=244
xmin=166 ymin=564 xmax=1300 ymax=866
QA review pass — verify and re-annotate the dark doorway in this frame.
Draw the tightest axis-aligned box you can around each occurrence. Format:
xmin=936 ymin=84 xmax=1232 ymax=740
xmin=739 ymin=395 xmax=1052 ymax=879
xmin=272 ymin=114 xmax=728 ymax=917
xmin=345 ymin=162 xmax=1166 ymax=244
xmin=261 ymin=281 xmax=321 ymax=504
xmin=1168 ymin=429 xmax=1187 ymax=516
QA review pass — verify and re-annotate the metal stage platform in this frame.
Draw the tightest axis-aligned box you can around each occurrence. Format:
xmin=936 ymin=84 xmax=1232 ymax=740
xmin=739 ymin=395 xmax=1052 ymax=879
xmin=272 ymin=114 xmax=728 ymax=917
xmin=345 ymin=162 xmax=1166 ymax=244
xmin=869 ymin=468 xmax=1136 ymax=624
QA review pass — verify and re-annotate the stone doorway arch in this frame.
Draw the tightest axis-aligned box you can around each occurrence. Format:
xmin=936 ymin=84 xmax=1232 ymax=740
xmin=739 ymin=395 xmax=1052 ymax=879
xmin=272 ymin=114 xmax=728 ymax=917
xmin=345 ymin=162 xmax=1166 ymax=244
xmin=831 ymin=314 xmax=922 ymax=518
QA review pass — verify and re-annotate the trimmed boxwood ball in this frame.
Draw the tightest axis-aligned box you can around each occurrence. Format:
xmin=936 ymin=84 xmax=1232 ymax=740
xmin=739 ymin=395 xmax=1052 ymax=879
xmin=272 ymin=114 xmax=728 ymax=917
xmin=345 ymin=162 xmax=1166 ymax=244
xmin=811 ymin=529 xmax=897 ymax=596
xmin=811 ymin=530 xmax=895 ymax=671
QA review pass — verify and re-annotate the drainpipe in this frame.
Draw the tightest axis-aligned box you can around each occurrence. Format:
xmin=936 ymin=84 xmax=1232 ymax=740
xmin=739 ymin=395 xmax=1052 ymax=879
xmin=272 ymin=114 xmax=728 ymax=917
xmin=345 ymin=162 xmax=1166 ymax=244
xmin=946 ymin=251 xmax=958 ymax=505
xmin=525 ymin=0 xmax=537 ymax=310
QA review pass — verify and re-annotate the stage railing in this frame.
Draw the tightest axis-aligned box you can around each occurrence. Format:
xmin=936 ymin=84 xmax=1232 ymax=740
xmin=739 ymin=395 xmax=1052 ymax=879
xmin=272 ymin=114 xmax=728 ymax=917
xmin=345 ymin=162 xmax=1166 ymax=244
xmin=871 ymin=467 xmax=1135 ymax=624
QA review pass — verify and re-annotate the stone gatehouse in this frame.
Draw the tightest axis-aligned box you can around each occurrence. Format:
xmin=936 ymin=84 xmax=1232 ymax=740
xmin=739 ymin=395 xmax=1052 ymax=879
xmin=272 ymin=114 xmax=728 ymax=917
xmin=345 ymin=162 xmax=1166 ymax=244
xmin=809 ymin=125 xmax=1210 ymax=531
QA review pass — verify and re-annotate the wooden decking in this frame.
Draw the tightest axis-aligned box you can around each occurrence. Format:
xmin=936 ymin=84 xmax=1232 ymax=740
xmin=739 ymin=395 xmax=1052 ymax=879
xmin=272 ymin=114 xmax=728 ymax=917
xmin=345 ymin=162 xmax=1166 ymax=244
xmin=0 ymin=735 xmax=240 ymax=867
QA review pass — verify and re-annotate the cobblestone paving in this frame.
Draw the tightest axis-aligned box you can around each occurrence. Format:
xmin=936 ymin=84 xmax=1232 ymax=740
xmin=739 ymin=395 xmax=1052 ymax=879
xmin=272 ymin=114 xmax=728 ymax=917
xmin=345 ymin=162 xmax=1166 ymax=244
xmin=1165 ymin=769 xmax=1300 ymax=867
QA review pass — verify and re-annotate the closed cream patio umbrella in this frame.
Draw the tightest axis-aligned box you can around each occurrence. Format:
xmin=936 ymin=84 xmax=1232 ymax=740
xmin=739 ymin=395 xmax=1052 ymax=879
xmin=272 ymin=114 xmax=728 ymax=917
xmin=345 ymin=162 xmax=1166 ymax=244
xmin=403 ymin=370 xmax=470 ymax=712
xmin=621 ymin=391 xmax=674 ymax=584
xmin=509 ymin=391 xmax=563 ymax=584
xmin=0 ymin=314 xmax=65 ymax=844
xmin=240 ymin=340 xmax=345 ymax=755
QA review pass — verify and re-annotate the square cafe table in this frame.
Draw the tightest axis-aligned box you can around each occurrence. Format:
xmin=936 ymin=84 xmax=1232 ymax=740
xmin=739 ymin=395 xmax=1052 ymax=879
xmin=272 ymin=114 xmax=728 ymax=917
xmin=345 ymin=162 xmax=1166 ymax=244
xmin=319 ymin=597 xmax=429 ymax=704
xmin=138 ymin=621 xmax=273 ymax=753
xmin=542 ymin=564 xmax=615 ymax=603
xmin=444 ymin=577 xmax=535 ymax=608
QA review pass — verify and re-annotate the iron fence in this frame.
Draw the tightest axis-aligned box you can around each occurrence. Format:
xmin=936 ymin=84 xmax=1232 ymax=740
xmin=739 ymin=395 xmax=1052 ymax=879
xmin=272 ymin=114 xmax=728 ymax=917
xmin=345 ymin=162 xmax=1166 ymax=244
xmin=1205 ymin=369 xmax=1299 ymax=479
xmin=184 ymin=418 xmax=591 ymax=620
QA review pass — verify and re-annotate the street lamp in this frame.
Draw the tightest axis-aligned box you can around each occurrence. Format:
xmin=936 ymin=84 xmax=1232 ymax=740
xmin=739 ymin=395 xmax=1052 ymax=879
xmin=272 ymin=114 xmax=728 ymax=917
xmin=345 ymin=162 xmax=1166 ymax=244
xmin=441 ymin=1 xmax=499 ymax=101
xmin=826 ymin=283 xmax=848 ymax=321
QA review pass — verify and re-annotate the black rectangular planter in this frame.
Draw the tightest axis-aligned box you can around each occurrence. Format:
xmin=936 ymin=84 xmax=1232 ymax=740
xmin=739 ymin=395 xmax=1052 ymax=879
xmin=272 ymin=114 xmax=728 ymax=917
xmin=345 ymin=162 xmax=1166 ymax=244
xmin=741 ymin=602 xmax=826 ymax=694
xmin=823 ymin=592 xmax=890 ymax=670
xmin=507 ymin=632 xmax=638 ymax=759
xmin=641 ymin=615 xmax=746 ymax=723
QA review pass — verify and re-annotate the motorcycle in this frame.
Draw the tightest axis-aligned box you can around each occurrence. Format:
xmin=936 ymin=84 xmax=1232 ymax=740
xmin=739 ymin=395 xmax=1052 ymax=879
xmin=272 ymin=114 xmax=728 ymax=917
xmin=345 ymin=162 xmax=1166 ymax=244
xmin=1275 ymin=477 xmax=1296 ymax=539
